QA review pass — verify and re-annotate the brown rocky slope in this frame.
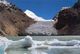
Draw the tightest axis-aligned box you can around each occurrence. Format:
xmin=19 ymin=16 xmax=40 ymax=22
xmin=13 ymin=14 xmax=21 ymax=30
xmin=54 ymin=0 xmax=80 ymax=35
xmin=0 ymin=3 xmax=36 ymax=36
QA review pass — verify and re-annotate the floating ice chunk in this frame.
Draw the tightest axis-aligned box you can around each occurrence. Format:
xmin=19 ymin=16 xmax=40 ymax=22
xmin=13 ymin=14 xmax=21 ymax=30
xmin=66 ymin=40 xmax=80 ymax=46
xmin=8 ymin=35 xmax=34 ymax=48
xmin=43 ymin=39 xmax=67 ymax=46
xmin=0 ymin=36 xmax=12 ymax=50
xmin=23 ymin=35 xmax=34 ymax=46
xmin=0 ymin=36 xmax=12 ymax=54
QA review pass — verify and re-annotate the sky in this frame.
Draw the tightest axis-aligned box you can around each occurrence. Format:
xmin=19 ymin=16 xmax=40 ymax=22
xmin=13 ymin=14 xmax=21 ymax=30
xmin=8 ymin=0 xmax=77 ymax=20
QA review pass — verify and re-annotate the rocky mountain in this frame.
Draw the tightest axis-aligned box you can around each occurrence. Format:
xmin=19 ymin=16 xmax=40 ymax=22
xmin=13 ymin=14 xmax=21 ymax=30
xmin=0 ymin=0 xmax=57 ymax=36
xmin=54 ymin=0 xmax=80 ymax=35
xmin=73 ymin=0 xmax=80 ymax=9
xmin=0 ymin=0 xmax=35 ymax=36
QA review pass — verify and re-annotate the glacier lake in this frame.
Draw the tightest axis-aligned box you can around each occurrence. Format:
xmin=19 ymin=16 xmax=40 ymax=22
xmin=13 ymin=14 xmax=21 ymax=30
xmin=5 ymin=36 xmax=80 ymax=54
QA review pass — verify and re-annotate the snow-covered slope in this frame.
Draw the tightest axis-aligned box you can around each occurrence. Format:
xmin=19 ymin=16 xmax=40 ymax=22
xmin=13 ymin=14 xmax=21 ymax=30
xmin=24 ymin=10 xmax=57 ymax=35
xmin=0 ymin=0 xmax=10 ymax=6
xmin=25 ymin=20 xmax=57 ymax=35
xmin=24 ymin=10 xmax=45 ymax=21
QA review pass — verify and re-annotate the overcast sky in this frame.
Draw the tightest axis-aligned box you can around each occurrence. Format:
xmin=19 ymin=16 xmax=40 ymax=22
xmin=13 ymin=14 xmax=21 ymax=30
xmin=8 ymin=0 xmax=77 ymax=20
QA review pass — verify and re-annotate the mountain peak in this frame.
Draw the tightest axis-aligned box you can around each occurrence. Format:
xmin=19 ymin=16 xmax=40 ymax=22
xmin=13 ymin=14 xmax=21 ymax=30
xmin=24 ymin=10 xmax=46 ymax=21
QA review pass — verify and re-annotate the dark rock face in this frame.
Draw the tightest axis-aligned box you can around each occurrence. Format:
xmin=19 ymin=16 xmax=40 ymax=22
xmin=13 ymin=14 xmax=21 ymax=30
xmin=73 ymin=0 xmax=80 ymax=9
xmin=0 ymin=3 xmax=35 ymax=36
xmin=54 ymin=1 xmax=80 ymax=35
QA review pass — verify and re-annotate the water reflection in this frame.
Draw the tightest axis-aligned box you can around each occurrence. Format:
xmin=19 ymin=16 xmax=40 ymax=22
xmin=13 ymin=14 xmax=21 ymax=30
xmin=6 ymin=48 xmax=48 ymax=54
xmin=31 ymin=49 xmax=47 ymax=54
xmin=6 ymin=48 xmax=28 ymax=54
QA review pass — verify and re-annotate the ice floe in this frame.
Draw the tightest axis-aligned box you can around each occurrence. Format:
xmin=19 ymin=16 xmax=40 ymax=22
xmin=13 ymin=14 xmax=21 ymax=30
xmin=0 ymin=36 xmax=80 ymax=54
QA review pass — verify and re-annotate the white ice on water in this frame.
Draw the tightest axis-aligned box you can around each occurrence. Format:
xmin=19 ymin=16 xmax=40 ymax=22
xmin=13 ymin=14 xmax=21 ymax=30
xmin=0 ymin=36 xmax=12 ymax=54
xmin=0 ymin=36 xmax=34 ymax=54
xmin=8 ymin=36 xmax=35 ymax=49
xmin=0 ymin=36 xmax=80 ymax=54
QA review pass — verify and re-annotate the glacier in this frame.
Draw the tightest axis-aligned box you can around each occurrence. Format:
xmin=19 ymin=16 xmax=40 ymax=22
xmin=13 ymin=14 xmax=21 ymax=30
xmin=25 ymin=21 xmax=58 ymax=35
xmin=24 ymin=10 xmax=58 ymax=35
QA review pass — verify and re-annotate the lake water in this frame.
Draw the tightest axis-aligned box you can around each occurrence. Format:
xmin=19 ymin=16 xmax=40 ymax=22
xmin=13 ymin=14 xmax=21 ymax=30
xmin=5 ymin=36 xmax=80 ymax=54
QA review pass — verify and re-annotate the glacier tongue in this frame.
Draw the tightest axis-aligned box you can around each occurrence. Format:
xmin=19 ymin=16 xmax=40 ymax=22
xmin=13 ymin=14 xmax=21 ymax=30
xmin=24 ymin=9 xmax=57 ymax=35
xmin=26 ymin=21 xmax=58 ymax=35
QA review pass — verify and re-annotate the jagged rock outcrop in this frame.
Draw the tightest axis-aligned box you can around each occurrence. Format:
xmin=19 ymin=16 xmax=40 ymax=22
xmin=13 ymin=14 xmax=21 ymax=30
xmin=54 ymin=0 xmax=80 ymax=35
xmin=73 ymin=0 xmax=80 ymax=9
xmin=0 ymin=1 xmax=35 ymax=36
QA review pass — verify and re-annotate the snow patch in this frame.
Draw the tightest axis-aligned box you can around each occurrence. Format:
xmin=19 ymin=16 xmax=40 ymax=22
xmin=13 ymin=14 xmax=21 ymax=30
xmin=0 ymin=0 xmax=10 ymax=6
xmin=24 ymin=10 xmax=46 ymax=21
xmin=61 ymin=7 xmax=70 ymax=10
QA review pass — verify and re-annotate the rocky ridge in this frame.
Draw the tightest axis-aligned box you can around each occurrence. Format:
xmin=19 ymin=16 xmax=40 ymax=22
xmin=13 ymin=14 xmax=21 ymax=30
xmin=0 ymin=0 xmax=36 ymax=36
